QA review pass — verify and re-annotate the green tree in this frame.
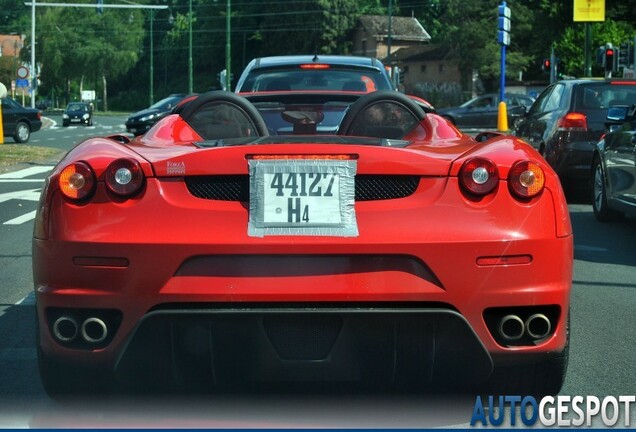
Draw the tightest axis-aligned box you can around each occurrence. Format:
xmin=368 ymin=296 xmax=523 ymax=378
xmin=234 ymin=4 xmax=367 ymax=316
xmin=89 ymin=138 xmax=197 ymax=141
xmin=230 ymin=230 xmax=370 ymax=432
xmin=36 ymin=3 xmax=144 ymax=109
xmin=0 ymin=56 xmax=16 ymax=88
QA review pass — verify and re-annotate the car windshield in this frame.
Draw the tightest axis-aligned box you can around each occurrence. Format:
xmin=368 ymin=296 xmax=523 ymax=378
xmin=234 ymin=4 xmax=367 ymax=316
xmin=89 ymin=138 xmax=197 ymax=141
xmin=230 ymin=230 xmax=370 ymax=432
xmin=239 ymin=68 xmax=392 ymax=93
xmin=149 ymin=96 xmax=183 ymax=110
xmin=67 ymin=103 xmax=86 ymax=111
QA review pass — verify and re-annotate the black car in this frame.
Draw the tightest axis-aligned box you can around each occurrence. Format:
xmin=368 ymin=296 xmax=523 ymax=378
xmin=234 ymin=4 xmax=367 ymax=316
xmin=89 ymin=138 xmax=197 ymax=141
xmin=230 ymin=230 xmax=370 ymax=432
xmin=1 ymin=96 xmax=42 ymax=143
xmin=513 ymin=78 xmax=636 ymax=197
xmin=125 ymin=94 xmax=187 ymax=136
xmin=437 ymin=93 xmax=535 ymax=130
xmin=591 ymin=104 xmax=636 ymax=221
xmin=62 ymin=102 xmax=93 ymax=127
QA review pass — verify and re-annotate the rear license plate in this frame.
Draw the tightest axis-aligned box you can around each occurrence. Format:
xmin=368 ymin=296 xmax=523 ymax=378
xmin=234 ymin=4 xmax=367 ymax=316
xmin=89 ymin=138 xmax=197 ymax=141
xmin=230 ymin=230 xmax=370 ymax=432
xmin=248 ymin=159 xmax=358 ymax=237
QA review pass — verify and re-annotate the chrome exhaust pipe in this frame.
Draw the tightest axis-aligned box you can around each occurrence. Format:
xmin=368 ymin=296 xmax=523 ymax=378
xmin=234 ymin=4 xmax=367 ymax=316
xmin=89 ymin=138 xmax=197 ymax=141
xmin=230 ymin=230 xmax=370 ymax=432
xmin=53 ymin=316 xmax=78 ymax=342
xmin=81 ymin=317 xmax=108 ymax=344
xmin=498 ymin=314 xmax=525 ymax=341
xmin=525 ymin=314 xmax=552 ymax=339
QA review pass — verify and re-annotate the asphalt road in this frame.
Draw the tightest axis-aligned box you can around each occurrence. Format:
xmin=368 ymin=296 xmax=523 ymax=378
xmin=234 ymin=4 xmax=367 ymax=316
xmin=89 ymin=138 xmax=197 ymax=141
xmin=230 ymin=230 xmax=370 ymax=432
xmin=0 ymin=120 xmax=634 ymax=428
xmin=25 ymin=112 xmax=129 ymax=150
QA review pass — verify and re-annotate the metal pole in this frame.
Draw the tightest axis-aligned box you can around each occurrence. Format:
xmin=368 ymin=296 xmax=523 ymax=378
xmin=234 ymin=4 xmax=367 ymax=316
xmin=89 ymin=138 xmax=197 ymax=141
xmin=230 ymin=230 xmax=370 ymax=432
xmin=499 ymin=43 xmax=506 ymax=103
xmin=225 ymin=0 xmax=230 ymax=91
xmin=188 ymin=0 xmax=193 ymax=94
xmin=149 ymin=10 xmax=154 ymax=105
xmin=387 ymin=0 xmax=392 ymax=63
xmin=30 ymin=0 xmax=36 ymax=108
xmin=550 ymin=44 xmax=556 ymax=84
xmin=585 ymin=23 xmax=592 ymax=77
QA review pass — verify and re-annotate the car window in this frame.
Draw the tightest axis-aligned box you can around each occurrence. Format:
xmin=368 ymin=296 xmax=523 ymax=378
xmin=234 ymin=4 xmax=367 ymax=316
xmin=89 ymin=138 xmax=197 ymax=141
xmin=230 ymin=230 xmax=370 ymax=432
xmin=517 ymin=95 xmax=535 ymax=107
xmin=473 ymin=96 xmax=494 ymax=108
xmin=527 ymin=87 xmax=552 ymax=115
xmin=240 ymin=68 xmax=392 ymax=93
xmin=576 ymin=83 xmax=636 ymax=110
xmin=1 ymin=98 xmax=20 ymax=109
xmin=459 ymin=95 xmax=491 ymax=108
xmin=149 ymin=96 xmax=184 ymax=110
xmin=543 ymin=84 xmax=565 ymax=112
xmin=529 ymin=84 xmax=564 ymax=114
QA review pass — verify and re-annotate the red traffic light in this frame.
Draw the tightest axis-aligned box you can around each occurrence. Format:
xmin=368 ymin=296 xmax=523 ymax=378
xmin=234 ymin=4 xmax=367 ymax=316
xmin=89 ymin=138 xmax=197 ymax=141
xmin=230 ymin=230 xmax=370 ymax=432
xmin=606 ymin=49 xmax=614 ymax=56
xmin=544 ymin=59 xmax=551 ymax=67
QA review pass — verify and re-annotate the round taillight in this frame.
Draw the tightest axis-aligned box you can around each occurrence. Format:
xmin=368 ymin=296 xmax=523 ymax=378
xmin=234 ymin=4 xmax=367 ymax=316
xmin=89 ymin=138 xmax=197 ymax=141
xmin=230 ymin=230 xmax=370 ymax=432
xmin=459 ymin=158 xmax=499 ymax=196
xmin=58 ymin=162 xmax=95 ymax=200
xmin=508 ymin=161 xmax=545 ymax=199
xmin=104 ymin=159 xmax=145 ymax=196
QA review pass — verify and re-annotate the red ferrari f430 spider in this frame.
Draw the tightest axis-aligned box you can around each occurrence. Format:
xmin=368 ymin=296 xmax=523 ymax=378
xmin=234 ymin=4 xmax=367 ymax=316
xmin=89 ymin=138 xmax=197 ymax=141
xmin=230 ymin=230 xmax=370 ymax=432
xmin=33 ymin=89 xmax=572 ymax=397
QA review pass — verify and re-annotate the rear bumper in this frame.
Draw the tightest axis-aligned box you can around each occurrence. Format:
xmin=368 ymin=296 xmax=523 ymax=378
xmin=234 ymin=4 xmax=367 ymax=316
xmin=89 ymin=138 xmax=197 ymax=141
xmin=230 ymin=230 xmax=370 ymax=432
xmin=115 ymin=307 xmax=493 ymax=390
xmin=34 ymin=236 xmax=573 ymax=380
xmin=546 ymin=134 xmax=597 ymax=188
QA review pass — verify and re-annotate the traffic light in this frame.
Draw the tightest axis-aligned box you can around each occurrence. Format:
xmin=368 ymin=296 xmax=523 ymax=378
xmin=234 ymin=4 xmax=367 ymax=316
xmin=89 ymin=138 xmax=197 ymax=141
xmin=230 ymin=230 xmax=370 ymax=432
xmin=604 ymin=47 xmax=615 ymax=72
xmin=618 ymin=43 xmax=629 ymax=67
xmin=618 ymin=42 xmax=635 ymax=68
xmin=541 ymin=58 xmax=551 ymax=73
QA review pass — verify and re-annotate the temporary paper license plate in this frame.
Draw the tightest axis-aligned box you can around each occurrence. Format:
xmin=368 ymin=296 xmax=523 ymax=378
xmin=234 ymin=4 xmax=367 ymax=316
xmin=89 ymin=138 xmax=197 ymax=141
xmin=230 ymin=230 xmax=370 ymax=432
xmin=248 ymin=158 xmax=358 ymax=237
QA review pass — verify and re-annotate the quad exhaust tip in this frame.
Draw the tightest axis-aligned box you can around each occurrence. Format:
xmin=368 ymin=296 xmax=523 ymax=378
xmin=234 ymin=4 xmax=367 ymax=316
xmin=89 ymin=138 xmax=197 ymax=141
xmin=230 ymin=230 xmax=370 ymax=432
xmin=53 ymin=316 xmax=78 ymax=342
xmin=498 ymin=314 xmax=525 ymax=341
xmin=52 ymin=316 xmax=109 ymax=344
xmin=525 ymin=313 xmax=552 ymax=339
xmin=497 ymin=313 xmax=553 ymax=342
xmin=81 ymin=317 xmax=108 ymax=344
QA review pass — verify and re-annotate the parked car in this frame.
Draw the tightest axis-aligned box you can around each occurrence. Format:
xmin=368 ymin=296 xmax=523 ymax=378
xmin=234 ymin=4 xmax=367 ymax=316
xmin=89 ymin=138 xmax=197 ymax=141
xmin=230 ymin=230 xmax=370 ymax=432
xmin=591 ymin=104 xmax=636 ymax=221
xmin=437 ymin=93 xmax=535 ymax=130
xmin=513 ymin=78 xmax=636 ymax=197
xmin=62 ymin=102 xmax=93 ymax=127
xmin=125 ymin=94 xmax=187 ymax=136
xmin=34 ymin=89 xmax=572 ymax=397
xmin=235 ymin=55 xmax=396 ymax=94
xmin=1 ymin=96 xmax=42 ymax=143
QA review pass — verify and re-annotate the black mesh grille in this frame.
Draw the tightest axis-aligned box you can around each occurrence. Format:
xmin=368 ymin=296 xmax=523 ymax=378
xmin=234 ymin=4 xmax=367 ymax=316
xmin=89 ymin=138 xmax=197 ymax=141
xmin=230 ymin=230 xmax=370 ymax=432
xmin=184 ymin=175 xmax=419 ymax=202
xmin=354 ymin=175 xmax=420 ymax=201
xmin=186 ymin=175 xmax=250 ymax=201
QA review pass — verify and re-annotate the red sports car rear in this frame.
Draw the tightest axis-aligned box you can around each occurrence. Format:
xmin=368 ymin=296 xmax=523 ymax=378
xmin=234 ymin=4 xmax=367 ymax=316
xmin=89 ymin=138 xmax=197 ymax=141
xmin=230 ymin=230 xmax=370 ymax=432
xmin=33 ymin=91 xmax=572 ymax=397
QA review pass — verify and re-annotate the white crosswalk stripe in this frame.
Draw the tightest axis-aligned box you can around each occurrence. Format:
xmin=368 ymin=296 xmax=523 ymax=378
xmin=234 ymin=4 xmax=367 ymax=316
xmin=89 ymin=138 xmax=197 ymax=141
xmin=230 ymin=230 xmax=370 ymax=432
xmin=1 ymin=166 xmax=53 ymax=226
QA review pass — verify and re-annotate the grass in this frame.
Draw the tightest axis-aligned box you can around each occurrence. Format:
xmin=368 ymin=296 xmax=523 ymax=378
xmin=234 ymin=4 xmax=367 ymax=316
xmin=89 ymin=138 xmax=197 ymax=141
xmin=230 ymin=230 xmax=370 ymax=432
xmin=0 ymin=144 xmax=65 ymax=172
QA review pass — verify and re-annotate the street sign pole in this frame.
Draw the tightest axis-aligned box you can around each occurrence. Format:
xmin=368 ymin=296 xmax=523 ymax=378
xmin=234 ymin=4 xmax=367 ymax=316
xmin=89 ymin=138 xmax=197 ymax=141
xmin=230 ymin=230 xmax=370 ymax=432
xmin=550 ymin=44 xmax=557 ymax=84
xmin=497 ymin=2 xmax=510 ymax=132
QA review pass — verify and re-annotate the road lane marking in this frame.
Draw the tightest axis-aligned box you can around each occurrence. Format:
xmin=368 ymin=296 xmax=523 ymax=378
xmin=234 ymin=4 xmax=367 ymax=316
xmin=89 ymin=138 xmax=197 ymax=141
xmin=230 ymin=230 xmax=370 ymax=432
xmin=16 ymin=292 xmax=35 ymax=305
xmin=3 ymin=210 xmax=37 ymax=225
xmin=0 ymin=189 xmax=42 ymax=225
xmin=0 ymin=166 xmax=52 ymax=179
xmin=0 ymin=189 xmax=41 ymax=203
